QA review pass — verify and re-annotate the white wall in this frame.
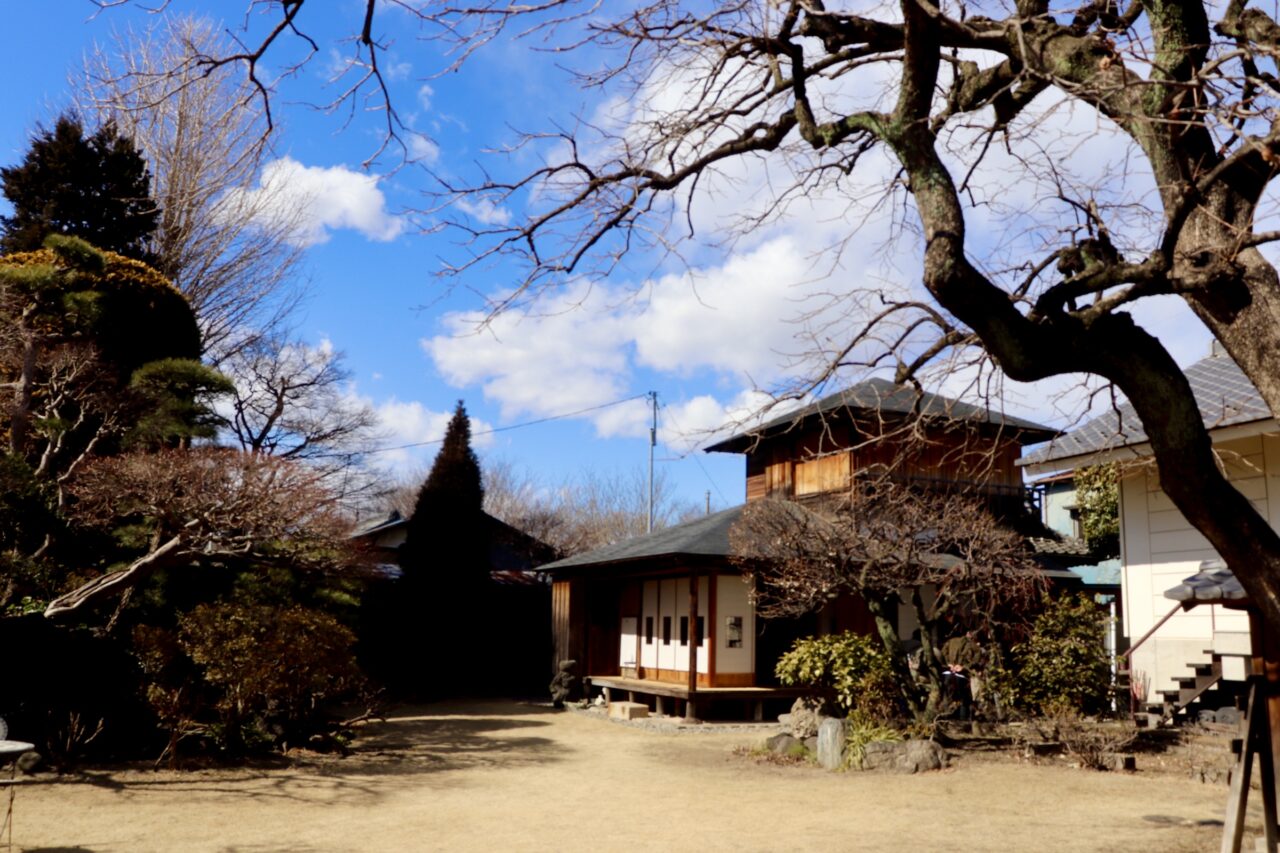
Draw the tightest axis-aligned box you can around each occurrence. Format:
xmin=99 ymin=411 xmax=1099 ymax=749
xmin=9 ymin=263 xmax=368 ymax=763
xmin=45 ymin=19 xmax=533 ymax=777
xmin=639 ymin=577 xmax=708 ymax=674
xmin=716 ymin=574 xmax=754 ymax=674
xmin=1122 ymin=433 xmax=1270 ymax=699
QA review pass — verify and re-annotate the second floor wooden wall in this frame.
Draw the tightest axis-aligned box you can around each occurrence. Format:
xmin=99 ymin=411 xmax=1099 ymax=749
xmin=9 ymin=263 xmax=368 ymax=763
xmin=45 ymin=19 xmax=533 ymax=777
xmin=744 ymin=418 xmax=1023 ymax=502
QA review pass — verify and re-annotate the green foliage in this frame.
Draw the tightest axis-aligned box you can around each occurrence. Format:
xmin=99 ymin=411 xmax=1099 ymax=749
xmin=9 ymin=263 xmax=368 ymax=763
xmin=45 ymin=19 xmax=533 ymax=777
xmin=842 ymin=708 xmax=904 ymax=770
xmin=134 ymin=601 xmax=364 ymax=757
xmin=775 ymin=631 xmax=899 ymax=717
xmin=45 ymin=233 xmax=107 ymax=273
xmin=126 ymin=359 xmax=234 ymax=448
xmin=400 ymin=399 xmax=487 ymax=586
xmin=996 ymin=594 xmax=1112 ymax=716
xmin=1 ymin=115 xmax=158 ymax=260
xmin=1074 ymin=464 xmax=1120 ymax=557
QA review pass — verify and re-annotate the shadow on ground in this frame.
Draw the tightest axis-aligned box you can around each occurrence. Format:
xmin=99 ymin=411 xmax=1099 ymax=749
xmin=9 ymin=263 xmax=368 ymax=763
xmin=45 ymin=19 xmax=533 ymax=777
xmin=43 ymin=703 xmax=564 ymax=810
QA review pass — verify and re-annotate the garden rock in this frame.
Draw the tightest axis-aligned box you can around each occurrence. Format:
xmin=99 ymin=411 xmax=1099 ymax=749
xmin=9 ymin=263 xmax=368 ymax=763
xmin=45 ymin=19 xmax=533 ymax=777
xmin=787 ymin=697 xmax=825 ymax=739
xmin=16 ymin=751 xmax=41 ymax=775
xmin=766 ymin=733 xmax=799 ymax=755
xmin=860 ymin=739 xmax=946 ymax=773
xmin=804 ymin=736 xmax=818 ymax=754
xmin=817 ymin=718 xmax=847 ymax=770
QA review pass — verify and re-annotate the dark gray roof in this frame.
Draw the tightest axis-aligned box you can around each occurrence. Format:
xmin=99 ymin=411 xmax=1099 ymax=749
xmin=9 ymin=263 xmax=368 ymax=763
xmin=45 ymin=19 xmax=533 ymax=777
xmin=706 ymin=378 xmax=1056 ymax=453
xmin=539 ymin=505 xmax=745 ymax=573
xmin=1164 ymin=559 xmax=1247 ymax=604
xmin=1029 ymin=535 xmax=1092 ymax=557
xmin=1022 ymin=353 xmax=1270 ymax=467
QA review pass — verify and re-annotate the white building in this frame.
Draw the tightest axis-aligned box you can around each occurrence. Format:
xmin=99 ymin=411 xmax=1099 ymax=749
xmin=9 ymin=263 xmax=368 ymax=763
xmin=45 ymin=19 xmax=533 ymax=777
xmin=1021 ymin=347 xmax=1268 ymax=705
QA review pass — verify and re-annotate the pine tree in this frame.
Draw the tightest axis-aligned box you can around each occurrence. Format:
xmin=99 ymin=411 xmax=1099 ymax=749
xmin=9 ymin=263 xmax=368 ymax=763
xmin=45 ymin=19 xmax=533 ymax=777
xmin=0 ymin=115 xmax=159 ymax=261
xmin=399 ymin=401 xmax=487 ymax=585
xmin=391 ymin=401 xmax=492 ymax=695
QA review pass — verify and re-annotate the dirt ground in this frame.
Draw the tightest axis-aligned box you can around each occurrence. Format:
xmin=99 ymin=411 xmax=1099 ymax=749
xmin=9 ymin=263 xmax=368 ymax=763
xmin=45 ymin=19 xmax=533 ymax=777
xmin=5 ymin=701 xmax=1258 ymax=852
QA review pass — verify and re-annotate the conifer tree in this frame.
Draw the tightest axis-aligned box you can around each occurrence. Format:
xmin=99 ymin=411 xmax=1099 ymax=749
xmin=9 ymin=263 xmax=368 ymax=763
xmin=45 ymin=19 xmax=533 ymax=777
xmin=395 ymin=401 xmax=491 ymax=694
xmin=0 ymin=115 xmax=158 ymax=261
xmin=399 ymin=401 xmax=487 ymax=585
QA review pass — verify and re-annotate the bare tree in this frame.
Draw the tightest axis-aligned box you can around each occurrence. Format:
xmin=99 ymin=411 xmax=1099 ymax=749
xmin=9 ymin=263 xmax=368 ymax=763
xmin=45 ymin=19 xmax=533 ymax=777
xmin=385 ymin=458 xmax=704 ymax=556
xmin=48 ymin=447 xmax=361 ymax=618
xmin=95 ymin=0 xmax=1280 ymax=621
xmin=76 ymin=15 xmax=305 ymax=364
xmin=220 ymin=334 xmax=384 ymax=505
xmin=732 ymin=474 xmax=1043 ymax=719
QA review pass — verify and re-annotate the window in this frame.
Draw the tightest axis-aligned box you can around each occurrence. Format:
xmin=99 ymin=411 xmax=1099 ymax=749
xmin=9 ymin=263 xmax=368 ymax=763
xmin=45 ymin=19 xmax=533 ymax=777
xmin=725 ymin=616 xmax=743 ymax=649
xmin=679 ymin=616 xmax=689 ymax=646
xmin=662 ymin=616 xmax=672 ymax=646
xmin=645 ymin=617 xmax=654 ymax=645
xmin=697 ymin=616 xmax=705 ymax=646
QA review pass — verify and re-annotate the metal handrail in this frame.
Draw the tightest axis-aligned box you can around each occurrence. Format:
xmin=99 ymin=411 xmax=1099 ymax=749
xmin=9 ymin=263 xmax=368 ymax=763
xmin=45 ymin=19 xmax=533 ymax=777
xmin=1117 ymin=600 xmax=1184 ymax=717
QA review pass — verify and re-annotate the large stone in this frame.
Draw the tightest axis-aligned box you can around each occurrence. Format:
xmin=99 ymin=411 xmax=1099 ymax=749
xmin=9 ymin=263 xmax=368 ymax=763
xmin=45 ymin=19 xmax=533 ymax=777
xmin=766 ymin=733 xmax=800 ymax=754
xmin=817 ymin=718 xmax=847 ymax=770
xmin=788 ymin=697 xmax=825 ymax=739
xmin=608 ymin=701 xmax=649 ymax=721
xmin=859 ymin=739 xmax=947 ymax=773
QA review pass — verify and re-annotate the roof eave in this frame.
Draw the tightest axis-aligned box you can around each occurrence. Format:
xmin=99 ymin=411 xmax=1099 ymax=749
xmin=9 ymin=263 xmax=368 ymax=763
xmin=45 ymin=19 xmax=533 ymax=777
xmin=1020 ymin=416 xmax=1279 ymax=475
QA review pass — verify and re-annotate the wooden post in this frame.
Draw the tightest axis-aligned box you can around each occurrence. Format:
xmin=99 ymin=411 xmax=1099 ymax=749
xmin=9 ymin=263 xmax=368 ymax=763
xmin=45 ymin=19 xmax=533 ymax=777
xmin=1250 ymin=609 xmax=1280 ymax=813
xmin=708 ymin=573 xmax=718 ymax=688
xmin=686 ymin=573 xmax=699 ymax=721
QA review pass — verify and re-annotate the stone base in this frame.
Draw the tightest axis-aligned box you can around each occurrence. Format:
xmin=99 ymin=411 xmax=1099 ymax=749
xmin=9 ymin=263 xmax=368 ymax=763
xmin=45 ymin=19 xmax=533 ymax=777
xmin=608 ymin=701 xmax=649 ymax=721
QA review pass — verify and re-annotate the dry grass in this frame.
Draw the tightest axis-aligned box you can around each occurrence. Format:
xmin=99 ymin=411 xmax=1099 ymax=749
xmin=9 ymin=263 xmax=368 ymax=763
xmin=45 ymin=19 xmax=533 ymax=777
xmin=8 ymin=701 xmax=1256 ymax=852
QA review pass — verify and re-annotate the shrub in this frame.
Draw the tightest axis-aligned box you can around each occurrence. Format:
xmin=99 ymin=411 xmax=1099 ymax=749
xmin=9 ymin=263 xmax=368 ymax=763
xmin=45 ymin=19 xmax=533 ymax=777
xmin=997 ymin=594 xmax=1112 ymax=716
xmin=843 ymin=708 xmax=903 ymax=770
xmin=775 ymin=631 xmax=898 ymax=717
xmin=135 ymin=601 xmax=364 ymax=759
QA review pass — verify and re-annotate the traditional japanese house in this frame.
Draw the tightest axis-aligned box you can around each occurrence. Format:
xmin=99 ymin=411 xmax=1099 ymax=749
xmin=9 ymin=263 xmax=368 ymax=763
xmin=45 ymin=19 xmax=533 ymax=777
xmin=541 ymin=379 xmax=1056 ymax=718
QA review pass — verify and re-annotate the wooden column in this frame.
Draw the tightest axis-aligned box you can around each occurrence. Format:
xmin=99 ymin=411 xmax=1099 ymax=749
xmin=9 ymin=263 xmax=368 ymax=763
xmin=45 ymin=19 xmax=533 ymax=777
xmin=708 ymin=573 xmax=718 ymax=688
xmin=686 ymin=573 xmax=699 ymax=721
xmin=1250 ymin=609 xmax=1280 ymax=811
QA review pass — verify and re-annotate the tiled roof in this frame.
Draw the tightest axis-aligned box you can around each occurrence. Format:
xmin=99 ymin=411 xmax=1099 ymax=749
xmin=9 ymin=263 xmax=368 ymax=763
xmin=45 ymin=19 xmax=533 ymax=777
xmin=1021 ymin=353 xmax=1271 ymax=467
xmin=539 ymin=506 xmax=745 ymax=573
xmin=706 ymin=378 xmax=1056 ymax=453
xmin=1029 ymin=535 xmax=1093 ymax=557
xmin=1164 ymin=559 xmax=1247 ymax=604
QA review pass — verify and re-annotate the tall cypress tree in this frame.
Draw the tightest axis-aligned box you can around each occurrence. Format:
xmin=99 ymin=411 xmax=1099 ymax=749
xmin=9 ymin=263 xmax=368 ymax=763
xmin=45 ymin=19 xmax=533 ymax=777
xmin=0 ymin=115 xmax=159 ymax=261
xmin=396 ymin=401 xmax=491 ymax=694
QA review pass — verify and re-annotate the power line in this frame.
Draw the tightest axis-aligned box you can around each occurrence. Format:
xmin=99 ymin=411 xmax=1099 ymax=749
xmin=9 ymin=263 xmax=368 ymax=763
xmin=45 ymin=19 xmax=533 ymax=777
xmin=348 ymin=393 xmax=648 ymax=457
xmin=659 ymin=401 xmax=731 ymax=508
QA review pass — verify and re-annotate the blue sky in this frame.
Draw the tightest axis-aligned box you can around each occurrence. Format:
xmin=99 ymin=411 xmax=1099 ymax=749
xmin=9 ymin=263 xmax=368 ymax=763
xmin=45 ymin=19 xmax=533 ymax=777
xmin=0 ymin=2 xmax=1219 ymax=513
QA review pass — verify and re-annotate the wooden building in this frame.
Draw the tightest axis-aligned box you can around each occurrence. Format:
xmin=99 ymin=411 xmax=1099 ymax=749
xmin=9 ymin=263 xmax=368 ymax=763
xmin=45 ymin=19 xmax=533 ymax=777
xmin=541 ymin=378 xmax=1055 ymax=719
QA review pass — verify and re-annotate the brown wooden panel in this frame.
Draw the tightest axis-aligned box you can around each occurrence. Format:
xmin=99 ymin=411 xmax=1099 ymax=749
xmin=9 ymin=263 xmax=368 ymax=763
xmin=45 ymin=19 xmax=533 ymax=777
xmin=794 ymin=451 xmax=850 ymax=496
xmin=711 ymin=672 xmax=756 ymax=688
xmin=637 ymin=667 xmax=711 ymax=687
xmin=745 ymin=473 xmax=766 ymax=502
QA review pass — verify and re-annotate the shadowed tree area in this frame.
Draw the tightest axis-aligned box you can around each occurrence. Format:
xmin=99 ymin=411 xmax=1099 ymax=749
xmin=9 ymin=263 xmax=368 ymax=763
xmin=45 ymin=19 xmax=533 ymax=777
xmin=1 ymin=115 xmax=158 ymax=262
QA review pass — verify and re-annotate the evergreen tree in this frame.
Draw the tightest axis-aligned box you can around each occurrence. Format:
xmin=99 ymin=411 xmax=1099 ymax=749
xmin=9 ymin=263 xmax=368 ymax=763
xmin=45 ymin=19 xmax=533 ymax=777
xmin=400 ymin=401 xmax=487 ymax=584
xmin=0 ymin=115 xmax=159 ymax=261
xmin=394 ymin=400 xmax=491 ymax=695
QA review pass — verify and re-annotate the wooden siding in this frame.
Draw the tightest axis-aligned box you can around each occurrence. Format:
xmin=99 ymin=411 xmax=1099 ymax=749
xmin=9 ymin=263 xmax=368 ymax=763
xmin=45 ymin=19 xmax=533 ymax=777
xmin=551 ymin=580 xmax=586 ymax=675
xmin=1121 ymin=434 xmax=1266 ymax=700
xmin=749 ymin=419 xmax=1024 ymax=501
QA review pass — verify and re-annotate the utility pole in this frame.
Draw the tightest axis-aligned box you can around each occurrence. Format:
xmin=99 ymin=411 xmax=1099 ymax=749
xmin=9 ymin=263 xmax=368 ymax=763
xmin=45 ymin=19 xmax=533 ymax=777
xmin=705 ymin=490 xmax=711 ymax=516
xmin=647 ymin=391 xmax=657 ymax=534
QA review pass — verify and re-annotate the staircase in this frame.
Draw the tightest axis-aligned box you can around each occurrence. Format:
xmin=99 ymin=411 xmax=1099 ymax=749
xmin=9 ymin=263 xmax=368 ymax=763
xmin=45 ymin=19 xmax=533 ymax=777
xmin=1144 ymin=649 xmax=1250 ymax=724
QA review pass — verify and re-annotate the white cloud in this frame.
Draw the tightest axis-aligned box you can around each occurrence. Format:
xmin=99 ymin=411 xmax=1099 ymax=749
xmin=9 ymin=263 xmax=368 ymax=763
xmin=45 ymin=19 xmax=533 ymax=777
xmin=425 ymin=280 xmax=633 ymax=424
xmin=221 ymin=156 xmax=404 ymax=247
xmin=369 ymin=397 xmax=494 ymax=470
xmin=417 ymin=83 xmax=435 ymax=111
xmin=408 ymin=134 xmax=441 ymax=165
xmin=454 ymin=196 xmax=513 ymax=226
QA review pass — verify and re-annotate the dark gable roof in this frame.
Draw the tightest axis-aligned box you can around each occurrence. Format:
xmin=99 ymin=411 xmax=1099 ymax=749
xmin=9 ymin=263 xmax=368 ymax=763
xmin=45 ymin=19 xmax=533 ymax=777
xmin=539 ymin=505 xmax=745 ymax=573
xmin=1022 ymin=352 xmax=1271 ymax=468
xmin=705 ymin=377 xmax=1056 ymax=454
